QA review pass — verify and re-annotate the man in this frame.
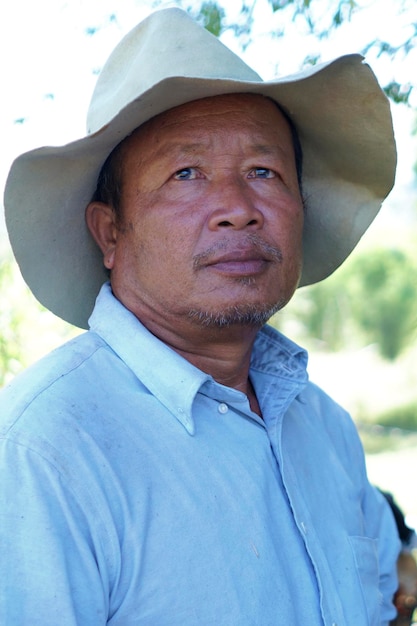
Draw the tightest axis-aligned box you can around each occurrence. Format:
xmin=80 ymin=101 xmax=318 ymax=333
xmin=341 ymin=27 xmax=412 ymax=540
xmin=0 ymin=8 xmax=400 ymax=626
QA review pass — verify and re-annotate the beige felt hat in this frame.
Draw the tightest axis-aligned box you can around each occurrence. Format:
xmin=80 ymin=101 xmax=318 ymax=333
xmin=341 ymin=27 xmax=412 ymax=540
xmin=4 ymin=7 xmax=396 ymax=329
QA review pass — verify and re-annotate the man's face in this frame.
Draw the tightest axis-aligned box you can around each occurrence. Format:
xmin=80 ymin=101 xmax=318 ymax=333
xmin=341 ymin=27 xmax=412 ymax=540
xmin=107 ymin=94 xmax=304 ymax=329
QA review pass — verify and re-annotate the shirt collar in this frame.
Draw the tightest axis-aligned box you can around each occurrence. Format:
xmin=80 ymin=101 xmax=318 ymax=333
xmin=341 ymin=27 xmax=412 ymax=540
xmin=89 ymin=283 xmax=309 ymax=433
xmin=89 ymin=283 xmax=210 ymax=434
xmin=251 ymin=323 xmax=308 ymax=380
xmin=250 ymin=325 xmax=309 ymax=430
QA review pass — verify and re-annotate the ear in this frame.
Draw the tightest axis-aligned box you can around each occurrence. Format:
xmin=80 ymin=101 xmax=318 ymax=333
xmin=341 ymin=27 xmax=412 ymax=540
xmin=85 ymin=202 xmax=119 ymax=270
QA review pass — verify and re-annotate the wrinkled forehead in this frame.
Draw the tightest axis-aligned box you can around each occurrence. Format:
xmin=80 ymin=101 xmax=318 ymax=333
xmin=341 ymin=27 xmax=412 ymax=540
xmin=120 ymin=92 xmax=294 ymax=159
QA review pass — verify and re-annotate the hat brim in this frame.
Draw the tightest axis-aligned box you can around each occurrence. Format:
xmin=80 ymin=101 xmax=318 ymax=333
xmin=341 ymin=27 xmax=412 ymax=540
xmin=4 ymin=55 xmax=396 ymax=329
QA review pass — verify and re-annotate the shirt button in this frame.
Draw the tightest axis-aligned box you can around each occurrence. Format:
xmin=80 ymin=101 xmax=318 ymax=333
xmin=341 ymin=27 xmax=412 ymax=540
xmin=218 ymin=403 xmax=229 ymax=414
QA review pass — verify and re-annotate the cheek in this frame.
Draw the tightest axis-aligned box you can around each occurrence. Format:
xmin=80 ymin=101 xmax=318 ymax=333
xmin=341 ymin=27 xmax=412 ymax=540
xmin=132 ymin=219 xmax=195 ymax=280
xmin=271 ymin=199 xmax=304 ymax=244
xmin=276 ymin=208 xmax=304 ymax=274
xmin=293 ymin=213 xmax=305 ymax=252
xmin=288 ymin=197 xmax=305 ymax=238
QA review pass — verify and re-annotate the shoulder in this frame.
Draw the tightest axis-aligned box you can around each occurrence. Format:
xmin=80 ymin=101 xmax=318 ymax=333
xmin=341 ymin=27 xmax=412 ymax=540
xmin=299 ymin=379 xmax=349 ymax=419
xmin=297 ymin=380 xmax=359 ymax=437
xmin=291 ymin=380 xmax=366 ymax=473
xmin=0 ymin=331 xmax=112 ymax=435
xmin=0 ymin=329 xmax=139 ymax=500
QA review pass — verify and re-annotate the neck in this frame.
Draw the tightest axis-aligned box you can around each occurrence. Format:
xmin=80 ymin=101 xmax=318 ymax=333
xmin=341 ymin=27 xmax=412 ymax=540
xmin=175 ymin=331 xmax=256 ymax=390
xmin=175 ymin=328 xmax=263 ymax=418
xmin=145 ymin=316 xmax=262 ymax=415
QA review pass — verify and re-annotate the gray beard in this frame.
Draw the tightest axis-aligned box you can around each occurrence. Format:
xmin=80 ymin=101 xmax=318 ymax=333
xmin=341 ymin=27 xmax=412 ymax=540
xmin=187 ymin=300 xmax=285 ymax=329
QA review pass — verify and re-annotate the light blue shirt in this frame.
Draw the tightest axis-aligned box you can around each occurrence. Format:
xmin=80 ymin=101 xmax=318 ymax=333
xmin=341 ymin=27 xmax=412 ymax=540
xmin=0 ymin=283 xmax=399 ymax=625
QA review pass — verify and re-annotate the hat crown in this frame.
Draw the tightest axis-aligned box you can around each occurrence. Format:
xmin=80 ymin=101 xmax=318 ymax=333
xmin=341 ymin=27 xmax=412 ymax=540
xmin=87 ymin=8 xmax=261 ymax=134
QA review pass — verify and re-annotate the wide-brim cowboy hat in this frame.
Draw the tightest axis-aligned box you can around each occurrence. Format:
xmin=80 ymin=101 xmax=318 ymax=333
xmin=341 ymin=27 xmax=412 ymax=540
xmin=4 ymin=7 xmax=396 ymax=329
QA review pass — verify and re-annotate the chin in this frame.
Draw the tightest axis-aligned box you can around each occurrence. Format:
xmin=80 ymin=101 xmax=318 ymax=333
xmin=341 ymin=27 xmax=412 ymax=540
xmin=187 ymin=299 xmax=287 ymax=329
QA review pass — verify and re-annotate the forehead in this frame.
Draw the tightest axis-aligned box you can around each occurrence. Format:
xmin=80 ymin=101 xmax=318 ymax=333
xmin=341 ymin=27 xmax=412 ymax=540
xmin=122 ymin=93 xmax=293 ymax=158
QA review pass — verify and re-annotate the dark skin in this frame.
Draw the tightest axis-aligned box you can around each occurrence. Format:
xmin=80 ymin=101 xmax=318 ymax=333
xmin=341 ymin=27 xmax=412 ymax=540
xmin=86 ymin=94 xmax=304 ymax=416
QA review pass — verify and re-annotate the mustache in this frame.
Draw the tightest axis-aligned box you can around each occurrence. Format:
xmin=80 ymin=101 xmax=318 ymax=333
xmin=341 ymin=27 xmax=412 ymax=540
xmin=193 ymin=233 xmax=283 ymax=269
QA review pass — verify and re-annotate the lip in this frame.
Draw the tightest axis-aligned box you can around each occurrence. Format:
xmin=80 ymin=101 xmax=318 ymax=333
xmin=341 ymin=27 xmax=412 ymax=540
xmin=205 ymin=249 xmax=270 ymax=276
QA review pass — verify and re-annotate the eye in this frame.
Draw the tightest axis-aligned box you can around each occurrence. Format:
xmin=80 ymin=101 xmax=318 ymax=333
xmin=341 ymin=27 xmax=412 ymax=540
xmin=248 ymin=167 xmax=276 ymax=179
xmin=173 ymin=167 xmax=201 ymax=180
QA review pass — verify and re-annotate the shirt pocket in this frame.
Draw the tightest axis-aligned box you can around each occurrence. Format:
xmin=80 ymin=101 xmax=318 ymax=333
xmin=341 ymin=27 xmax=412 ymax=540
xmin=349 ymin=535 xmax=382 ymax=625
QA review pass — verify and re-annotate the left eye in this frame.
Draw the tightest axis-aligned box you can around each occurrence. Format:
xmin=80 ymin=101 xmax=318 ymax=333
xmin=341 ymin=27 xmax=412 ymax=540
xmin=173 ymin=168 xmax=199 ymax=180
xmin=248 ymin=168 xmax=275 ymax=179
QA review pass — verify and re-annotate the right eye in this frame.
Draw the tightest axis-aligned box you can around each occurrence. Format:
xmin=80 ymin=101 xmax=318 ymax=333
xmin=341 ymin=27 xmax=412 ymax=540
xmin=173 ymin=168 xmax=200 ymax=180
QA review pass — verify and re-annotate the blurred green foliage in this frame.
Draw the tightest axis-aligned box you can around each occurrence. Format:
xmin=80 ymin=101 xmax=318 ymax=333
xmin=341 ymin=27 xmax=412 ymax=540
xmin=274 ymin=245 xmax=417 ymax=361
xmin=359 ymin=400 xmax=417 ymax=453
xmin=348 ymin=249 xmax=417 ymax=360
xmin=0 ymin=255 xmax=78 ymax=387
xmin=198 ymin=1 xmax=225 ymax=36
xmin=0 ymin=260 xmax=25 ymax=386
xmin=377 ymin=401 xmax=417 ymax=432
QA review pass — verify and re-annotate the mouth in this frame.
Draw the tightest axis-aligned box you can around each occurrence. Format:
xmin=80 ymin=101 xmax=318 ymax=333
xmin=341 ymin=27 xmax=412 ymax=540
xmin=193 ymin=236 xmax=283 ymax=277
xmin=206 ymin=251 xmax=269 ymax=276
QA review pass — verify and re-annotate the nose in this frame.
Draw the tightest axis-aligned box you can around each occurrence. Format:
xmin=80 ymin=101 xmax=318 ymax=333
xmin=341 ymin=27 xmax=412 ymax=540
xmin=207 ymin=179 xmax=264 ymax=231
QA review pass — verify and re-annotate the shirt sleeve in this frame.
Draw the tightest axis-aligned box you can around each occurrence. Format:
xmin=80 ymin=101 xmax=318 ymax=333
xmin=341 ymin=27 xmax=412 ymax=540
xmin=0 ymin=437 xmax=110 ymax=625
